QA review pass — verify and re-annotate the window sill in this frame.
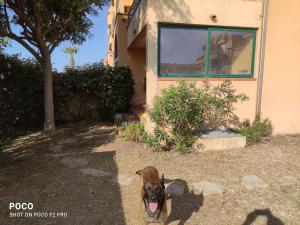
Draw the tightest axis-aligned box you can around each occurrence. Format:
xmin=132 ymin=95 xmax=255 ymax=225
xmin=157 ymin=77 xmax=257 ymax=81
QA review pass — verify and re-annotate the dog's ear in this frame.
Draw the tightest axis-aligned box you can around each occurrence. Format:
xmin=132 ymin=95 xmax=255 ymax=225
xmin=160 ymin=173 xmax=165 ymax=188
xmin=136 ymin=170 xmax=142 ymax=176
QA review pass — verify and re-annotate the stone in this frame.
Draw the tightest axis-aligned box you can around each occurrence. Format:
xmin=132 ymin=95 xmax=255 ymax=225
xmin=49 ymin=145 xmax=63 ymax=153
xmin=111 ymin=175 xmax=134 ymax=186
xmin=60 ymin=157 xmax=88 ymax=168
xmin=165 ymin=180 xmax=188 ymax=196
xmin=80 ymin=168 xmax=112 ymax=177
xmin=194 ymin=130 xmax=246 ymax=151
xmin=58 ymin=138 xmax=76 ymax=145
xmin=192 ymin=181 xmax=231 ymax=196
xmin=279 ymin=176 xmax=298 ymax=186
xmin=241 ymin=175 xmax=268 ymax=190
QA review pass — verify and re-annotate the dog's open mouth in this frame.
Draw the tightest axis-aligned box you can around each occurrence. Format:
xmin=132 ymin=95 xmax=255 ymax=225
xmin=149 ymin=202 xmax=158 ymax=213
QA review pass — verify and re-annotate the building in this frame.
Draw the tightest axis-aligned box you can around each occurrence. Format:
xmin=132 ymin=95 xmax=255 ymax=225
xmin=104 ymin=0 xmax=300 ymax=134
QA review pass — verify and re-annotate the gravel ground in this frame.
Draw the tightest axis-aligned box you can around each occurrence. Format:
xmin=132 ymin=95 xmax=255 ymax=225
xmin=0 ymin=123 xmax=299 ymax=225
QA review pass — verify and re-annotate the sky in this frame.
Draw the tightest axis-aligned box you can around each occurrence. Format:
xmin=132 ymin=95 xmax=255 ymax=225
xmin=4 ymin=6 xmax=109 ymax=72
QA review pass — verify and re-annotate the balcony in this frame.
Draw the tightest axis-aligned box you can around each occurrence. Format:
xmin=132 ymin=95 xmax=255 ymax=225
xmin=127 ymin=0 xmax=147 ymax=47
xmin=128 ymin=0 xmax=143 ymax=26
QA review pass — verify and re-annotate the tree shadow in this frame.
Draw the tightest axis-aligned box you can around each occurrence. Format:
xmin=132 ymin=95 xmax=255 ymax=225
xmin=150 ymin=0 xmax=193 ymax=23
xmin=166 ymin=179 xmax=204 ymax=225
xmin=242 ymin=209 xmax=285 ymax=225
xmin=0 ymin=150 xmax=126 ymax=225
xmin=0 ymin=122 xmax=117 ymax=170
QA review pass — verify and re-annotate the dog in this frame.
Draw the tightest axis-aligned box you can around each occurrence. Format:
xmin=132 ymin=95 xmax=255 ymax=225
xmin=136 ymin=166 xmax=167 ymax=224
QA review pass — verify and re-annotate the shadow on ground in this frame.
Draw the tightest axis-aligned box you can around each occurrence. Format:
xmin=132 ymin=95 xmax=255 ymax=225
xmin=0 ymin=123 xmax=126 ymax=225
xmin=242 ymin=209 xmax=284 ymax=225
xmin=166 ymin=179 xmax=204 ymax=225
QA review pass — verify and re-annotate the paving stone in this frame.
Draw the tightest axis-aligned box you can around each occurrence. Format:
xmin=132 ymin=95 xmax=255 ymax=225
xmin=80 ymin=168 xmax=112 ymax=177
xmin=165 ymin=180 xmax=188 ymax=196
xmin=279 ymin=176 xmax=298 ymax=186
xmin=192 ymin=181 xmax=231 ymax=196
xmin=49 ymin=145 xmax=63 ymax=153
xmin=241 ymin=175 xmax=268 ymax=190
xmin=58 ymin=138 xmax=76 ymax=145
xmin=60 ymin=157 xmax=88 ymax=168
xmin=111 ymin=175 xmax=134 ymax=186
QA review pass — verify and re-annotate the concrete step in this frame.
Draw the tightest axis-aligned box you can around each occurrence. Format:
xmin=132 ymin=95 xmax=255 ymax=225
xmin=194 ymin=130 xmax=246 ymax=151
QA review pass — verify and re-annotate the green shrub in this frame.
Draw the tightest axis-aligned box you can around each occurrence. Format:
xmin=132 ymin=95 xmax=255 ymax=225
xmin=0 ymin=138 xmax=8 ymax=148
xmin=0 ymin=54 xmax=44 ymax=136
xmin=122 ymin=122 xmax=145 ymax=142
xmin=237 ymin=117 xmax=272 ymax=145
xmin=147 ymin=81 xmax=248 ymax=153
xmin=54 ymin=63 xmax=134 ymax=121
xmin=0 ymin=53 xmax=134 ymax=137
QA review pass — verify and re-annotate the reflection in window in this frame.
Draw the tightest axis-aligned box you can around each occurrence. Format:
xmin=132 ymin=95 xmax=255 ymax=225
xmin=209 ymin=31 xmax=254 ymax=75
xmin=160 ymin=28 xmax=208 ymax=75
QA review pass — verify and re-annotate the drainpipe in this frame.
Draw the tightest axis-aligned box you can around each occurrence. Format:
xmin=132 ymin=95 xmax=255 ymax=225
xmin=255 ymin=0 xmax=269 ymax=117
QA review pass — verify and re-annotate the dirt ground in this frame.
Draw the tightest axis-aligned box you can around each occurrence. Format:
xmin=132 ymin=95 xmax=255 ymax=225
xmin=0 ymin=123 xmax=299 ymax=225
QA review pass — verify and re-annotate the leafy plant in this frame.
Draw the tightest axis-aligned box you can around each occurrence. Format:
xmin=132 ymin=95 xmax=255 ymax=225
xmin=54 ymin=63 xmax=134 ymax=121
xmin=0 ymin=138 xmax=8 ymax=148
xmin=147 ymin=81 xmax=248 ymax=153
xmin=237 ymin=117 xmax=272 ymax=145
xmin=0 ymin=54 xmax=134 ymax=137
xmin=0 ymin=0 xmax=109 ymax=130
xmin=122 ymin=122 xmax=146 ymax=142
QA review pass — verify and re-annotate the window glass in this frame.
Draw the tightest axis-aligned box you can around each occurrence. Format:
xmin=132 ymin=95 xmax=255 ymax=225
xmin=209 ymin=30 xmax=254 ymax=75
xmin=160 ymin=27 xmax=208 ymax=75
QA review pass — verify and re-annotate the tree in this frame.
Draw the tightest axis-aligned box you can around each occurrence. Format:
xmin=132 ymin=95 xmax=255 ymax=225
xmin=63 ymin=46 xmax=78 ymax=69
xmin=0 ymin=37 xmax=8 ymax=53
xmin=0 ymin=0 xmax=108 ymax=131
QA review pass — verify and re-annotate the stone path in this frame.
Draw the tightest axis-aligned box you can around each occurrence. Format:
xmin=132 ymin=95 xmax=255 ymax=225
xmin=55 ymin=142 xmax=298 ymax=195
xmin=279 ymin=176 xmax=298 ymax=186
xmin=80 ymin=168 xmax=112 ymax=177
xmin=60 ymin=157 xmax=88 ymax=168
xmin=192 ymin=181 xmax=233 ymax=196
xmin=241 ymin=175 xmax=268 ymax=190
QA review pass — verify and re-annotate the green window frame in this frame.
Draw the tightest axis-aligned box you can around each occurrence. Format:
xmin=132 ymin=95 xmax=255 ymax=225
xmin=158 ymin=24 xmax=257 ymax=78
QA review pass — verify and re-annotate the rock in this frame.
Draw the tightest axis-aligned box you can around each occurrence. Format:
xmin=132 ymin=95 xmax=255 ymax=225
xmin=279 ymin=176 xmax=298 ymax=186
xmin=194 ymin=130 xmax=246 ymax=151
xmin=60 ymin=157 xmax=88 ymax=168
xmin=165 ymin=180 xmax=188 ymax=196
xmin=80 ymin=168 xmax=112 ymax=177
xmin=58 ymin=138 xmax=76 ymax=145
xmin=111 ymin=175 xmax=133 ymax=186
xmin=192 ymin=181 xmax=231 ymax=196
xmin=49 ymin=145 xmax=63 ymax=153
xmin=241 ymin=175 xmax=268 ymax=190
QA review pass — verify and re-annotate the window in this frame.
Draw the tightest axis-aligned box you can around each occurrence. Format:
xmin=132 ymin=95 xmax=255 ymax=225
xmin=158 ymin=25 xmax=256 ymax=78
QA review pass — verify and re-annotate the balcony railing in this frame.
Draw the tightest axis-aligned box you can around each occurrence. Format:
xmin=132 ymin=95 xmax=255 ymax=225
xmin=127 ymin=0 xmax=143 ymax=26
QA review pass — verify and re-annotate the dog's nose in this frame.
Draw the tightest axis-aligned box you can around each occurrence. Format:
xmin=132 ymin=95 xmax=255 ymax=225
xmin=150 ymin=196 xmax=156 ymax=201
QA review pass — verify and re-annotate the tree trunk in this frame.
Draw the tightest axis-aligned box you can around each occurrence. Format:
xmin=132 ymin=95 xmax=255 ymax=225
xmin=70 ymin=54 xmax=75 ymax=68
xmin=42 ymin=54 xmax=55 ymax=131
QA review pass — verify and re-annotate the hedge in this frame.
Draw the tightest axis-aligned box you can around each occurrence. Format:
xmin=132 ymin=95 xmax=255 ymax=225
xmin=0 ymin=54 xmax=134 ymax=136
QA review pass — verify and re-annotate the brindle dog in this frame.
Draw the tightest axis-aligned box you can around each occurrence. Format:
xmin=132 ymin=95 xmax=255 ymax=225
xmin=136 ymin=166 xmax=167 ymax=225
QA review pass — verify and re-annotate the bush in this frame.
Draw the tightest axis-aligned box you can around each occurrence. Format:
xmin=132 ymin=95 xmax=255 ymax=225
xmin=54 ymin=64 xmax=134 ymax=121
xmin=0 ymin=54 xmax=44 ymax=135
xmin=147 ymin=81 xmax=248 ymax=153
xmin=237 ymin=117 xmax=272 ymax=145
xmin=0 ymin=138 xmax=8 ymax=149
xmin=0 ymin=53 xmax=134 ymax=137
xmin=122 ymin=122 xmax=146 ymax=142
